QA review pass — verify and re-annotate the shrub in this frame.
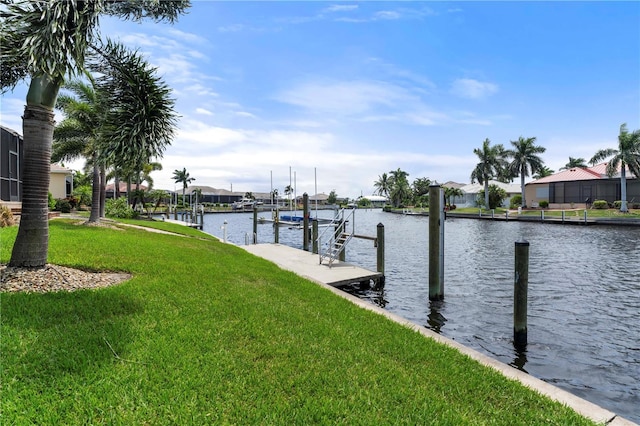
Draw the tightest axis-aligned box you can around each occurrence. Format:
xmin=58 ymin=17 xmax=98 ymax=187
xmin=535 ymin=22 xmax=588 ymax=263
xmin=0 ymin=204 xmax=15 ymax=227
xmin=477 ymin=185 xmax=507 ymax=209
xmin=105 ymin=197 xmax=139 ymax=219
xmin=510 ymin=195 xmax=522 ymax=209
xmin=73 ymin=185 xmax=92 ymax=207
xmin=592 ymin=200 xmax=608 ymax=209
xmin=539 ymin=200 xmax=549 ymax=209
xmin=48 ymin=192 xmax=56 ymax=210
xmin=613 ymin=201 xmax=621 ymax=209
xmin=66 ymin=196 xmax=79 ymax=209
xmin=55 ymin=199 xmax=72 ymax=213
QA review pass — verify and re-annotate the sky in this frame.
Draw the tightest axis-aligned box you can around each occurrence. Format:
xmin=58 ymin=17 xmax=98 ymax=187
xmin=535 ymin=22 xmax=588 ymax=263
xmin=1 ymin=1 xmax=639 ymax=199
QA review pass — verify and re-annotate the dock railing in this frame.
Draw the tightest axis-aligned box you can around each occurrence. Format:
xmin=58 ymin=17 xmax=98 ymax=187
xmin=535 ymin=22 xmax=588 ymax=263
xmin=318 ymin=208 xmax=355 ymax=267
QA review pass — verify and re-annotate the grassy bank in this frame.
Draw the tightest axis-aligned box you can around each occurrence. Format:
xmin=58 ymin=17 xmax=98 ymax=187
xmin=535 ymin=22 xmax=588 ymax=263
xmin=1 ymin=219 xmax=595 ymax=425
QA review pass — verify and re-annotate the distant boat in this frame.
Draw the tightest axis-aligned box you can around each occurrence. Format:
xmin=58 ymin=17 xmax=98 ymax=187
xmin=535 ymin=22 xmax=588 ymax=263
xmin=280 ymin=214 xmax=304 ymax=222
xmin=232 ymin=199 xmax=255 ymax=210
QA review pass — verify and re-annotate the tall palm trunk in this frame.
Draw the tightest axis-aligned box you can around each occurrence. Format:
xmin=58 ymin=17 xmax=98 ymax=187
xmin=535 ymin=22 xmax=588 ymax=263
xmin=99 ymin=165 xmax=106 ymax=217
xmin=484 ymin=180 xmax=490 ymax=210
xmin=9 ymin=105 xmax=55 ymax=267
xmin=520 ymin=169 xmax=526 ymax=208
xmin=115 ymin=175 xmax=121 ymax=199
xmin=88 ymin=158 xmax=101 ymax=222
xmin=620 ymin=166 xmax=628 ymax=212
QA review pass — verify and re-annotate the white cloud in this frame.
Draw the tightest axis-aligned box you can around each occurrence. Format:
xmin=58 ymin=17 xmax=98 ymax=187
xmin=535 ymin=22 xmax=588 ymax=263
xmin=167 ymin=28 xmax=208 ymax=44
xmin=235 ymin=111 xmax=257 ymax=118
xmin=196 ymin=108 xmax=214 ymax=116
xmin=450 ymin=78 xmax=499 ymax=99
xmin=374 ymin=11 xmax=401 ymax=20
xmin=324 ymin=5 xmax=359 ymax=13
xmin=218 ymin=24 xmax=245 ymax=33
xmin=275 ymin=79 xmax=417 ymax=115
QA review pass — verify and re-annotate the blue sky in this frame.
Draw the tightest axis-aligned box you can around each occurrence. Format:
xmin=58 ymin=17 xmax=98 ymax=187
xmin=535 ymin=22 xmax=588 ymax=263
xmin=1 ymin=1 xmax=639 ymax=198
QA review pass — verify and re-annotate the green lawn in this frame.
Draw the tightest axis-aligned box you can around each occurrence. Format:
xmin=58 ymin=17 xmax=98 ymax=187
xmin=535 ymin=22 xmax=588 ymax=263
xmin=1 ymin=219 xmax=596 ymax=425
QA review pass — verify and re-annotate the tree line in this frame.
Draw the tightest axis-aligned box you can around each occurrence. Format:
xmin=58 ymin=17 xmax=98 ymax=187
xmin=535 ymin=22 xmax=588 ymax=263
xmin=375 ymin=126 xmax=640 ymax=211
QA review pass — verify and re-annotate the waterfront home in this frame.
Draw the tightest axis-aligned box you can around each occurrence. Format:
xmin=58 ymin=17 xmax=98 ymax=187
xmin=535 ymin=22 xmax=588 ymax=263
xmin=1 ymin=126 xmax=72 ymax=206
xmin=525 ymin=163 xmax=639 ymax=208
xmin=457 ymin=180 xmax=521 ymax=208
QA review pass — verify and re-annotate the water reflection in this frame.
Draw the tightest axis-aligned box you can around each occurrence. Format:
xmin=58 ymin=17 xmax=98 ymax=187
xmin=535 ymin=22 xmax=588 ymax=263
xmin=510 ymin=347 xmax=529 ymax=373
xmin=341 ymin=281 xmax=389 ymax=308
xmin=426 ymin=300 xmax=447 ymax=333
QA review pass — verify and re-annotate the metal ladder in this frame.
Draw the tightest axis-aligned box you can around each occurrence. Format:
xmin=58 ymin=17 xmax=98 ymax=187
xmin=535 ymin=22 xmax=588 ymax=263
xmin=318 ymin=208 xmax=355 ymax=267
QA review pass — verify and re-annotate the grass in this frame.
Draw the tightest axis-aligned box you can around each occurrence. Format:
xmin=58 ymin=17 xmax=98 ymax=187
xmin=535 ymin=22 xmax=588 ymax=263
xmin=1 ymin=219 xmax=596 ymax=425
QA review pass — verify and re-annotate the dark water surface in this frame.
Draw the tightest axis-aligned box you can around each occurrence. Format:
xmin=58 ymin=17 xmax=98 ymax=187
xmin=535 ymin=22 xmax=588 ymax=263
xmin=201 ymin=209 xmax=639 ymax=423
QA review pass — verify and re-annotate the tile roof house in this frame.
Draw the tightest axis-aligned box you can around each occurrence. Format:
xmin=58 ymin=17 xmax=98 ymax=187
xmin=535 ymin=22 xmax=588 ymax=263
xmin=525 ymin=163 xmax=639 ymax=208
xmin=105 ymin=182 xmax=148 ymax=198
xmin=185 ymin=185 xmax=243 ymax=204
xmin=457 ymin=180 xmax=522 ymax=208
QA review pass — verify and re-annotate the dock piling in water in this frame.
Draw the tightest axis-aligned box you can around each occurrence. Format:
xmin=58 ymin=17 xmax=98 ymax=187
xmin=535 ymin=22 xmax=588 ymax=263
xmin=429 ymin=184 xmax=444 ymax=300
xmin=303 ymin=193 xmax=309 ymax=251
xmin=514 ymin=240 xmax=529 ymax=349
xmin=312 ymin=219 xmax=319 ymax=254
xmin=253 ymin=206 xmax=258 ymax=243
xmin=376 ymin=222 xmax=385 ymax=283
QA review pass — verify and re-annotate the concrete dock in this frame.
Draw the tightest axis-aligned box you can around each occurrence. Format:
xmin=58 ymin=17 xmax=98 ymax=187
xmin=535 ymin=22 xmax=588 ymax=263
xmin=242 ymin=243 xmax=383 ymax=287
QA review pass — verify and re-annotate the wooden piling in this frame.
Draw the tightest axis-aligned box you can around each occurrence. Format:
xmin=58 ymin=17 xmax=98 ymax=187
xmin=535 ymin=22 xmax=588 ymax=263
xmin=429 ymin=184 xmax=443 ymax=300
xmin=514 ymin=240 xmax=529 ymax=348
xmin=377 ymin=222 xmax=385 ymax=278
xmin=303 ymin=193 xmax=309 ymax=251
xmin=312 ymin=219 xmax=319 ymax=254
xmin=223 ymin=220 xmax=228 ymax=243
xmin=253 ymin=206 xmax=258 ymax=244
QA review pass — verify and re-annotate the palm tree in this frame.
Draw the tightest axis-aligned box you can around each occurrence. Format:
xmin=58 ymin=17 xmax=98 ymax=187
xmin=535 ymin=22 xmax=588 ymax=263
xmin=411 ymin=177 xmax=431 ymax=206
xmin=444 ymin=187 xmax=463 ymax=207
xmin=173 ymin=168 xmax=195 ymax=206
xmin=52 ymin=77 xmax=104 ymax=223
xmin=94 ymin=40 xmax=177 ymax=181
xmin=590 ymin=123 xmax=640 ymax=212
xmin=470 ymin=138 xmax=508 ymax=210
xmin=2 ymin=0 xmax=190 ymax=268
xmin=389 ymin=168 xmax=411 ymax=207
xmin=533 ymin=166 xmax=555 ymax=180
xmin=505 ymin=136 xmax=546 ymax=208
xmin=139 ymin=162 xmax=163 ymax=191
xmin=560 ymin=157 xmax=588 ymax=170
xmin=373 ymin=173 xmax=391 ymax=198
xmin=128 ymin=161 xmax=162 ymax=209
xmin=284 ymin=185 xmax=293 ymax=210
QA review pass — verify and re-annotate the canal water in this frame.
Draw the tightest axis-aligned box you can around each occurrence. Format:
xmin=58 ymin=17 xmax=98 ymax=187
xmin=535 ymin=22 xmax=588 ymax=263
xmin=200 ymin=209 xmax=639 ymax=423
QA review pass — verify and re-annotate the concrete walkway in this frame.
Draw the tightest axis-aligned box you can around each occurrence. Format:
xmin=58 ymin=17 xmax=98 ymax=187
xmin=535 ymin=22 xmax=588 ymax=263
xmin=242 ymin=243 xmax=383 ymax=287
xmin=242 ymin=243 xmax=636 ymax=425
